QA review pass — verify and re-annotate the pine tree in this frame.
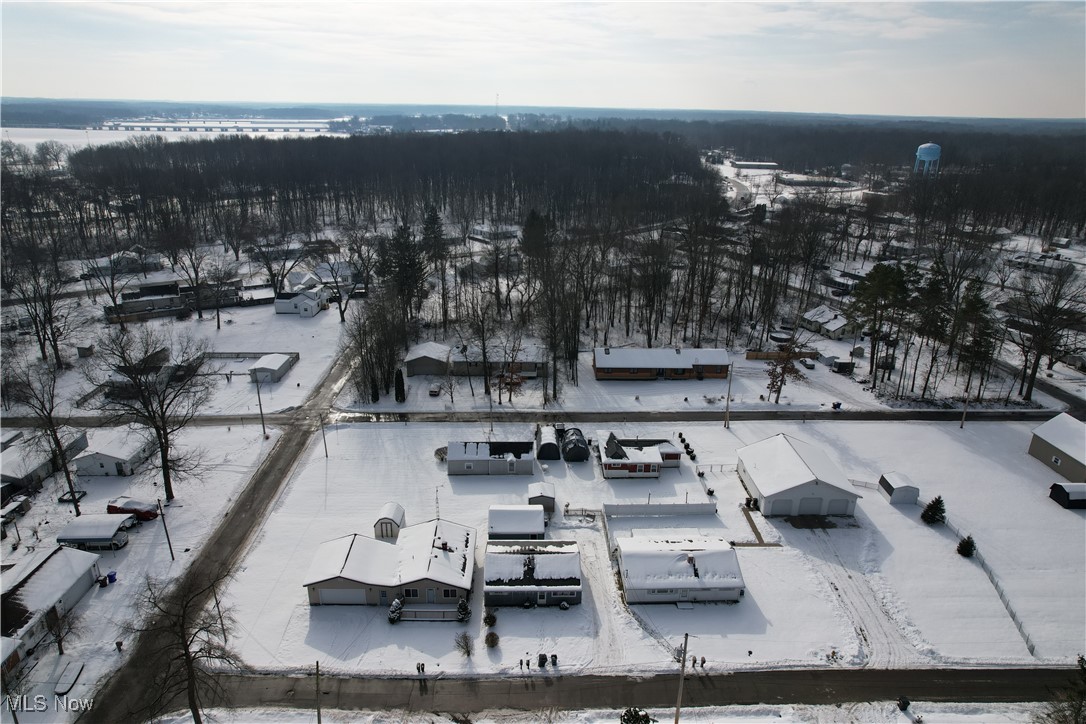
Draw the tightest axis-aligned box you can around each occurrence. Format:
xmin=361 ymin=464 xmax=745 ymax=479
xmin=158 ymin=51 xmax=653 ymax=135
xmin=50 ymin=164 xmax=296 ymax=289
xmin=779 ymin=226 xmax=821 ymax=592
xmin=921 ymin=496 xmax=946 ymax=525
xmin=395 ymin=369 xmax=406 ymax=403
xmin=370 ymin=376 xmax=380 ymax=404
xmin=620 ymin=708 xmax=656 ymax=724
xmin=388 ymin=598 xmax=403 ymax=624
xmin=957 ymin=535 xmax=976 ymax=557
xmin=457 ymin=597 xmax=471 ymax=622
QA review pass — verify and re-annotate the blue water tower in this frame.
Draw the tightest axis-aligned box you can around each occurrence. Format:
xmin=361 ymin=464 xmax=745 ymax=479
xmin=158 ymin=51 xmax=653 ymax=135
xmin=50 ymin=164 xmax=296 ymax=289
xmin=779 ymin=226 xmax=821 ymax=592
xmin=913 ymin=142 xmax=941 ymax=176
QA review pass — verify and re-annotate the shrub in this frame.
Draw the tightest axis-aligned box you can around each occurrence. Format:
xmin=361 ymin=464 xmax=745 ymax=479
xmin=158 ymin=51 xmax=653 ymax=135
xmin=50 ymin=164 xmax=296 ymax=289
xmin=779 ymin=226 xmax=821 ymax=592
xmin=387 ymin=598 xmax=403 ymax=624
xmin=394 ymin=369 xmax=406 ymax=403
xmin=957 ymin=535 xmax=976 ymax=558
xmin=454 ymin=631 xmax=474 ymax=657
xmin=921 ymin=496 xmax=946 ymax=525
xmin=457 ymin=597 xmax=472 ymax=622
xmin=485 ymin=631 xmax=499 ymax=648
xmin=483 ymin=610 xmax=497 ymax=627
xmin=620 ymin=707 xmax=656 ymax=724
xmin=559 ymin=601 xmax=570 ymax=611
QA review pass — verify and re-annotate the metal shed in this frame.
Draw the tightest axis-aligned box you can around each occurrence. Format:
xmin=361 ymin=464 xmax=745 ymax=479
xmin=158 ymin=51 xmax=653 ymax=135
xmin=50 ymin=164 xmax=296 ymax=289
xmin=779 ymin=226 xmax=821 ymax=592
xmin=537 ymin=426 xmax=561 ymax=460
xmin=560 ymin=428 xmax=590 ymax=462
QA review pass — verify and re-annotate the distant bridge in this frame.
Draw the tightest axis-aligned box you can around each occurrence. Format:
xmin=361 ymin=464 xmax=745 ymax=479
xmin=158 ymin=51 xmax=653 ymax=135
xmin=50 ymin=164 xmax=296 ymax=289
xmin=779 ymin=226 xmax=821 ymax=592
xmin=95 ymin=119 xmax=333 ymax=133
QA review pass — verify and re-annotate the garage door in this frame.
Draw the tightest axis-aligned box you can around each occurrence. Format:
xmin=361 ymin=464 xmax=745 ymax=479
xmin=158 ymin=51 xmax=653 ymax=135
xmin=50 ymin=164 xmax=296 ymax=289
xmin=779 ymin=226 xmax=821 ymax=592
xmin=318 ymin=587 xmax=366 ymax=605
xmin=798 ymin=497 xmax=823 ymax=515
xmin=826 ymin=499 xmax=850 ymax=515
xmin=770 ymin=499 xmax=793 ymax=516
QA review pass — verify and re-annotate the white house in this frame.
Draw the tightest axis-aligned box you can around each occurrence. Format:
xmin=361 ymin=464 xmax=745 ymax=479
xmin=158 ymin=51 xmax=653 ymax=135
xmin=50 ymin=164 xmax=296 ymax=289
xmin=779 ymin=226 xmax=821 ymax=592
xmin=303 ymin=518 xmax=476 ymax=609
xmin=273 ymin=288 xmax=330 ymax=318
xmin=483 ymin=540 xmax=582 ymax=607
xmin=487 ymin=505 xmax=545 ymax=540
xmin=247 ymin=353 xmax=298 ymax=383
xmin=616 ymin=536 xmax=745 ymax=604
xmin=737 ymin=433 xmax=860 ymax=516
xmin=73 ymin=427 xmax=155 ymax=477
xmin=1028 ymin=413 xmax=1086 ymax=482
xmin=1 ymin=546 xmax=101 ymax=675
xmin=446 ymin=441 xmax=536 ymax=476
xmin=801 ymin=305 xmax=856 ymax=340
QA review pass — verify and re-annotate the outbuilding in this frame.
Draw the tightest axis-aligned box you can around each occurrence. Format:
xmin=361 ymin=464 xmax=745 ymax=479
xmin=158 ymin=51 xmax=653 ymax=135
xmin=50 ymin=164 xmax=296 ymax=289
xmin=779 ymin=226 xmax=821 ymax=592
xmin=403 ymin=342 xmax=452 ymax=377
xmin=73 ymin=427 xmax=155 ymax=477
xmin=878 ymin=471 xmax=920 ymax=505
xmin=1028 ymin=413 xmax=1086 ymax=482
xmin=374 ymin=502 xmax=406 ymax=539
xmin=560 ymin=428 xmax=590 ymax=462
xmin=537 ymin=426 xmax=561 ymax=460
xmin=488 ymin=505 xmax=545 ymax=540
xmin=483 ymin=540 xmax=582 ymax=607
xmin=248 ymin=353 xmax=298 ymax=383
xmin=56 ymin=513 xmax=134 ymax=551
xmin=737 ymin=433 xmax=859 ymax=516
xmin=1049 ymin=482 xmax=1086 ymax=509
xmin=446 ymin=441 xmax=535 ymax=475
xmin=528 ymin=482 xmax=556 ymax=513
xmin=616 ymin=536 xmax=745 ymax=604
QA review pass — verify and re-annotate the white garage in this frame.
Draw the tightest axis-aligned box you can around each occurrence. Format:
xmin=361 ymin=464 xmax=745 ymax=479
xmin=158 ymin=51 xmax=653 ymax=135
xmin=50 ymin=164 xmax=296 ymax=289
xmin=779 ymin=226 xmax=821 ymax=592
xmin=737 ymin=433 xmax=860 ymax=517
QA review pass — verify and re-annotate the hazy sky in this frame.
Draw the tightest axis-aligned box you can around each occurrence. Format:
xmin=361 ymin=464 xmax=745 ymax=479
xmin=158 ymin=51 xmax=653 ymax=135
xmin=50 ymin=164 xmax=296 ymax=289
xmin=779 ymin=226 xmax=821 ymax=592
xmin=2 ymin=2 xmax=1084 ymax=118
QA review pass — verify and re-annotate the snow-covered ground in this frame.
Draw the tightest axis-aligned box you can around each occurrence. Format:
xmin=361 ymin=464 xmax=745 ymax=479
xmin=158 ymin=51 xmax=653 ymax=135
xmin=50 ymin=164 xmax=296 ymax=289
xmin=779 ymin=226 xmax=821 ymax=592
xmin=222 ymin=418 xmax=1083 ymax=682
xmin=4 ymin=425 xmax=279 ymax=724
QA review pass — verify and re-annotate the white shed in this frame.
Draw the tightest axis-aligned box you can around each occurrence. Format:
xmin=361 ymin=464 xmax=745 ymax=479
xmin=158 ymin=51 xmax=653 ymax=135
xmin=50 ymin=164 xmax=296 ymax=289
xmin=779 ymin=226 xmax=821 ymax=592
xmin=737 ymin=434 xmax=860 ymax=516
xmin=878 ymin=471 xmax=920 ymax=505
xmin=374 ymin=501 xmax=406 ymax=540
xmin=248 ymin=353 xmax=297 ymax=383
xmin=488 ymin=505 xmax=545 ymax=540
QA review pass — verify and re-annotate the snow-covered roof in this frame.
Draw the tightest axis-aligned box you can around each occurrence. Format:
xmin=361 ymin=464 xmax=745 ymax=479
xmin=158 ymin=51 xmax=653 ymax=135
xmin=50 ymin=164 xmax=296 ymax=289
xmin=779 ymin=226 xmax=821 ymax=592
xmin=1032 ymin=414 xmax=1086 ymax=465
xmin=803 ymin=305 xmax=847 ymax=327
xmin=405 ymin=342 xmax=451 ymax=363
xmin=738 ymin=434 xmax=855 ymax=498
xmin=880 ymin=471 xmax=919 ymax=491
xmin=539 ymin=426 xmax=558 ymax=447
xmin=488 ymin=505 xmax=545 ymax=536
xmin=56 ymin=514 xmax=132 ymax=542
xmin=484 ymin=540 xmax=581 ymax=585
xmin=598 ymin=431 xmax=667 ymax=464
xmin=303 ymin=518 xmax=475 ymax=590
xmin=616 ymin=537 xmax=743 ymax=590
xmin=528 ymin=482 xmax=555 ymax=500
xmin=1052 ymin=483 xmax=1086 ymax=500
xmin=76 ymin=426 xmax=146 ymax=462
xmin=0 ymin=431 xmax=51 ymax=479
xmin=249 ymin=353 xmax=293 ymax=372
xmin=594 ymin=347 xmax=730 ymax=370
xmin=447 ymin=441 xmax=535 ymax=462
xmin=7 ymin=546 xmax=99 ymax=614
xmin=376 ymin=501 xmax=406 ymax=527
xmin=822 ymin=315 xmax=851 ymax=333
xmin=1 ymin=636 xmax=20 ymax=661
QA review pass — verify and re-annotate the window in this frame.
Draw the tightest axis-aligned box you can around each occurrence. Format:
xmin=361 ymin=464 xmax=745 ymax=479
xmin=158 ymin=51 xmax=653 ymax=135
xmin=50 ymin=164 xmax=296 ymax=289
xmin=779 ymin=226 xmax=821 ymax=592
xmin=464 ymin=463 xmax=474 ymax=471
xmin=403 ymin=588 xmax=419 ymax=599
xmin=648 ymin=589 xmax=674 ymax=595
xmin=650 ymin=465 xmax=658 ymax=473
xmin=1052 ymin=455 xmax=1062 ymax=467
xmin=443 ymin=589 xmax=457 ymax=598
xmin=552 ymin=591 xmax=577 ymax=598
xmin=636 ymin=464 xmax=645 ymax=473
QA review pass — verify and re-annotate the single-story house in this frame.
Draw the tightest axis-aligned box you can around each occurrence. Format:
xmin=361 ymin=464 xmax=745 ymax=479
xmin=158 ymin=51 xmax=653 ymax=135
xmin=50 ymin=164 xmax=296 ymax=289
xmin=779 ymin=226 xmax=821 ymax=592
xmin=273 ymin=287 xmax=330 ymax=318
xmin=1 ymin=546 xmax=101 ymax=676
xmin=447 ymin=441 xmax=535 ymax=475
xmin=560 ymin=428 xmax=590 ymax=462
xmin=1028 ymin=413 xmax=1086 ymax=482
xmin=596 ymin=432 xmax=682 ymax=479
xmin=374 ymin=501 xmax=406 ymax=539
xmin=528 ymin=482 xmax=556 ymax=513
xmin=537 ymin=426 xmax=561 ymax=460
xmin=303 ymin=517 xmax=476 ymax=607
xmin=737 ymin=433 xmax=860 ymax=516
xmin=1 ymin=428 xmax=88 ymax=494
xmin=248 ymin=353 xmax=298 ymax=383
xmin=56 ymin=514 xmax=133 ymax=551
xmin=801 ymin=305 xmax=857 ymax=340
xmin=1049 ymin=482 xmax=1086 ymax=509
xmin=73 ymin=427 xmax=155 ymax=477
xmin=616 ymin=537 xmax=745 ymax=604
xmin=593 ymin=347 xmax=730 ymax=381
xmin=488 ymin=505 xmax=545 ymax=540
xmin=483 ymin=540 xmax=582 ymax=607
xmin=404 ymin=342 xmax=548 ymax=379
xmin=404 ymin=342 xmax=453 ymax=377
xmin=878 ymin=471 xmax=920 ymax=505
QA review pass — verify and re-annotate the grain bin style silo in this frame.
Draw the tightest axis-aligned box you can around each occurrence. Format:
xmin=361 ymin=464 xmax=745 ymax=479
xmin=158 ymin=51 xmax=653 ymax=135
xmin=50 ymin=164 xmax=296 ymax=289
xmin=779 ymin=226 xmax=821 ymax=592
xmin=913 ymin=143 xmax=941 ymax=176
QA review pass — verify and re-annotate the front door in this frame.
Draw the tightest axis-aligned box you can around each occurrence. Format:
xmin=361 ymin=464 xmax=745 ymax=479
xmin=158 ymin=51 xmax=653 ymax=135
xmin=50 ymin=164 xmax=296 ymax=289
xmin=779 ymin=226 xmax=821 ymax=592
xmin=426 ymin=588 xmax=436 ymax=603
xmin=537 ymin=592 xmax=547 ymax=605
xmin=508 ymin=460 xmax=516 ymax=473
xmin=379 ymin=590 xmax=388 ymax=605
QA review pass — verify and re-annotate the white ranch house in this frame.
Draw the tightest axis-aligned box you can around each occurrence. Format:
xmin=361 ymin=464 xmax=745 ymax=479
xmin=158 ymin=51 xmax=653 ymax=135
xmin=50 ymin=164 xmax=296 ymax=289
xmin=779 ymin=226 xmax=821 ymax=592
xmin=483 ymin=540 xmax=582 ymax=607
xmin=73 ymin=427 xmax=155 ymax=477
xmin=616 ymin=536 xmax=745 ymax=604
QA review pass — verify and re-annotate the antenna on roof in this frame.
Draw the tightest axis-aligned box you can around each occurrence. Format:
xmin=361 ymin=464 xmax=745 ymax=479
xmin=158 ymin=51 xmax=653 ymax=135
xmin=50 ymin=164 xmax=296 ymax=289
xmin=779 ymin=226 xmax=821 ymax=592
xmin=435 ymin=487 xmax=440 ymax=521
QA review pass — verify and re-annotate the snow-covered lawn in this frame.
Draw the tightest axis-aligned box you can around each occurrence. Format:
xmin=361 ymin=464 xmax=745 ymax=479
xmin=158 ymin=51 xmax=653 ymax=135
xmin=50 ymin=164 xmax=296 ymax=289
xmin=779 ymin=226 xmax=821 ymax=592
xmin=224 ymin=418 xmax=1083 ymax=680
xmin=5 ymin=425 xmax=279 ymax=724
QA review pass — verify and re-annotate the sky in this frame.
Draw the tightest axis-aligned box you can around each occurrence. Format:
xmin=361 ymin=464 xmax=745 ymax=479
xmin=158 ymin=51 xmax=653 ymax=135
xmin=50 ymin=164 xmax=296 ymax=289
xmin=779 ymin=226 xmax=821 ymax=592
xmin=1 ymin=1 xmax=1084 ymax=119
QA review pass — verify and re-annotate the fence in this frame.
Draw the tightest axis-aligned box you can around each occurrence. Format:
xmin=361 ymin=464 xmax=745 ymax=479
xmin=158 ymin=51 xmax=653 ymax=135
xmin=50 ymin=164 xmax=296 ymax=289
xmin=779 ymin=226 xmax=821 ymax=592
xmin=915 ymin=496 xmax=1036 ymax=657
xmin=400 ymin=606 xmax=460 ymax=621
xmin=602 ymin=502 xmax=718 ymax=517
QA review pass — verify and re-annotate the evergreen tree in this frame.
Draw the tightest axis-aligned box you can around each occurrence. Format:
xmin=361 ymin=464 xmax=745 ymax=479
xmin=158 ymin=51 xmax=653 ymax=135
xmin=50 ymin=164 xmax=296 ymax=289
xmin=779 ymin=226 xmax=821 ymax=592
xmin=388 ymin=598 xmax=403 ymax=624
xmin=957 ymin=535 xmax=976 ymax=557
xmin=370 ymin=376 xmax=380 ymax=404
xmin=395 ymin=369 xmax=406 ymax=403
xmin=620 ymin=708 xmax=656 ymax=724
xmin=457 ymin=597 xmax=472 ymax=622
xmin=921 ymin=495 xmax=946 ymax=525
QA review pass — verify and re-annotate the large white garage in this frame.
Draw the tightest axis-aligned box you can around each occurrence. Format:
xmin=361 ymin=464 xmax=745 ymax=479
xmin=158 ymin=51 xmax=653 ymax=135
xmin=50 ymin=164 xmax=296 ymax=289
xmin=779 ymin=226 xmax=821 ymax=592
xmin=737 ymin=433 xmax=860 ymax=517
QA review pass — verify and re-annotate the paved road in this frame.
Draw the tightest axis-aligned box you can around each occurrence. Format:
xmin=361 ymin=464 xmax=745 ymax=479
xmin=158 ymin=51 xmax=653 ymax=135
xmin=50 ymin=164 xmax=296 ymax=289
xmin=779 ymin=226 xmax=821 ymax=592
xmin=218 ymin=667 xmax=1076 ymax=713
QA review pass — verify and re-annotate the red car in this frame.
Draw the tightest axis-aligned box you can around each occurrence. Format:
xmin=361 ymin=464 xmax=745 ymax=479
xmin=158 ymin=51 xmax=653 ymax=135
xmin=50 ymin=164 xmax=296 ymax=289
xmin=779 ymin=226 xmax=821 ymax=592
xmin=106 ymin=497 xmax=159 ymax=521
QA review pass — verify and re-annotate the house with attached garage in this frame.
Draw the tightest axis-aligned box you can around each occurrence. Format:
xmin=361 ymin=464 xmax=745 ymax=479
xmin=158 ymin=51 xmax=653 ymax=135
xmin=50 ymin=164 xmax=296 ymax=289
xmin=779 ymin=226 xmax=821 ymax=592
xmin=73 ymin=426 xmax=155 ymax=477
xmin=273 ymin=288 xmax=330 ymax=318
xmin=616 ymin=536 xmax=745 ymax=604
xmin=737 ymin=433 xmax=860 ymax=516
xmin=1028 ymin=413 xmax=1086 ymax=482
xmin=596 ymin=431 xmax=683 ymax=479
xmin=483 ymin=540 xmax=582 ymax=607
xmin=593 ymin=347 xmax=730 ymax=381
xmin=303 ymin=517 xmax=476 ymax=614
xmin=446 ymin=441 xmax=535 ymax=475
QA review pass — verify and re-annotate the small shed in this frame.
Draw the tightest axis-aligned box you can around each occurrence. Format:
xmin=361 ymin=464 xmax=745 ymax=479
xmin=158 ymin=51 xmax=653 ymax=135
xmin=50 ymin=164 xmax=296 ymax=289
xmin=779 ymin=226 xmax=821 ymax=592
xmin=73 ymin=427 xmax=155 ymax=477
xmin=483 ymin=540 xmax=582 ymax=607
xmin=248 ymin=353 xmax=297 ymax=383
xmin=878 ymin=471 xmax=920 ymax=505
xmin=1049 ymin=482 xmax=1086 ymax=509
xmin=1029 ymin=414 xmax=1086 ymax=482
xmin=537 ymin=426 xmax=561 ymax=460
xmin=488 ymin=505 xmax=545 ymax=540
xmin=56 ymin=514 xmax=133 ymax=551
xmin=374 ymin=502 xmax=406 ymax=540
xmin=560 ymin=428 xmax=590 ymax=462
xmin=528 ymin=482 xmax=556 ymax=513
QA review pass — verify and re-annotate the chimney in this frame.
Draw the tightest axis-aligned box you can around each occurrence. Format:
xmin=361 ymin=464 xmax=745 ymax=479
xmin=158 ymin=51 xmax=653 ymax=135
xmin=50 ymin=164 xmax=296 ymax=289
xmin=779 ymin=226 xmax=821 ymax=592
xmin=604 ymin=347 xmax=610 ymax=355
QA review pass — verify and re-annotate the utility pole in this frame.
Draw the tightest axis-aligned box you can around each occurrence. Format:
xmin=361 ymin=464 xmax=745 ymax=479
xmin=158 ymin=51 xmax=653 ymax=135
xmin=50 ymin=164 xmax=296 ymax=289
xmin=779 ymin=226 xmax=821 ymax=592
xmin=316 ymin=660 xmax=322 ymax=724
xmin=255 ymin=379 xmax=266 ymax=436
xmin=157 ymin=499 xmax=175 ymax=561
xmin=320 ymin=413 xmax=328 ymax=458
xmin=674 ymin=632 xmax=689 ymax=724
xmin=724 ymin=368 xmax=734 ymax=429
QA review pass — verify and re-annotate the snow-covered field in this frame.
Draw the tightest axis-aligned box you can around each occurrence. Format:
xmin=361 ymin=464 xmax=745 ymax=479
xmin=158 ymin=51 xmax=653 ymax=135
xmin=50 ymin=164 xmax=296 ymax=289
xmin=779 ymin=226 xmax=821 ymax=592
xmin=223 ymin=418 xmax=1084 ymax=681
xmin=4 ymin=426 xmax=279 ymax=724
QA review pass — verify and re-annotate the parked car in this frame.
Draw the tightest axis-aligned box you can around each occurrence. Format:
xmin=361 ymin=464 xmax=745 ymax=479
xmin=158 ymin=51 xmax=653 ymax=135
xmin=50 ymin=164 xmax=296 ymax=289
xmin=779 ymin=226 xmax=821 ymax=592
xmin=798 ymin=358 xmax=816 ymax=370
xmin=428 ymin=382 xmax=442 ymax=397
xmin=107 ymin=496 xmax=159 ymax=521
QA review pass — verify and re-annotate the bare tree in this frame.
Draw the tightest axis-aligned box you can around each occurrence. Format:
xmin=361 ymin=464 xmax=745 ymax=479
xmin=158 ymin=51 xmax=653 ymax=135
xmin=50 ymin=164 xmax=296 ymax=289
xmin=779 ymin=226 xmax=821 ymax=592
xmin=42 ymin=606 xmax=86 ymax=656
xmin=1012 ymin=267 xmax=1086 ymax=401
xmin=8 ymin=240 xmax=74 ymax=367
xmin=764 ymin=336 xmax=810 ymax=404
xmin=85 ymin=326 xmax=217 ymax=501
xmin=124 ymin=572 xmax=244 ymax=723
xmin=203 ymin=256 xmax=242 ymax=330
